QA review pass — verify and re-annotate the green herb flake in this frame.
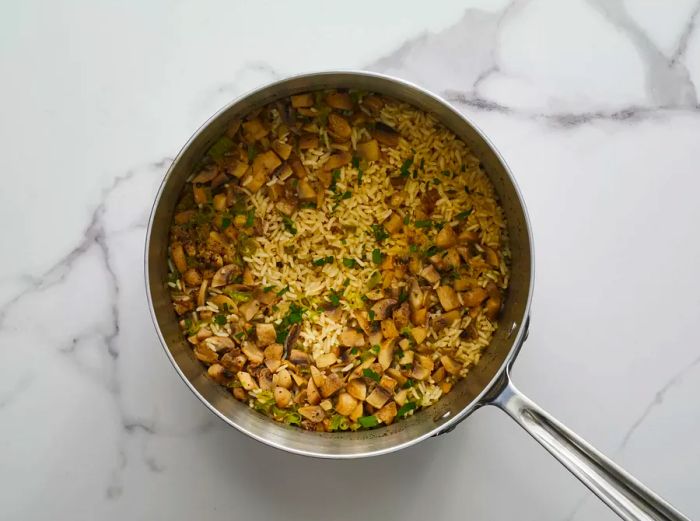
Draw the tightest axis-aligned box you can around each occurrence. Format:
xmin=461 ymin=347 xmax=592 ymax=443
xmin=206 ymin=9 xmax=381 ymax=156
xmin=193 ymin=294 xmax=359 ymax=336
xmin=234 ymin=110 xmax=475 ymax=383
xmin=372 ymin=248 xmax=383 ymax=265
xmin=371 ymin=224 xmax=389 ymax=242
xmin=245 ymin=210 xmax=255 ymax=227
xmin=221 ymin=217 xmax=231 ymax=229
xmin=367 ymin=271 xmax=382 ymax=290
xmin=403 ymin=214 xmax=410 ymax=225
xmin=400 ymin=158 xmax=413 ymax=178
xmin=208 ymin=136 xmax=234 ymax=162
xmin=276 ymin=286 xmax=290 ymax=297
xmin=402 ymin=379 xmax=415 ymax=389
xmin=330 ymin=169 xmax=341 ymax=191
xmin=397 ymin=401 xmax=417 ymax=418
xmin=247 ymin=144 xmax=257 ymax=162
xmin=419 ymin=158 xmax=425 ymax=170
xmin=263 ymin=285 xmax=275 ymax=293
xmin=363 ymin=368 xmax=381 ymax=382
xmin=313 ymin=256 xmax=335 ymax=267
xmin=213 ymin=314 xmax=227 ymax=326
xmin=368 ymin=309 xmax=376 ymax=321
xmin=370 ymin=344 xmax=380 ymax=355
xmin=409 ymin=244 xmax=418 ymax=253
xmin=398 ymin=290 xmax=408 ymax=304
xmin=327 ymin=289 xmax=342 ymax=307
xmin=352 ymin=156 xmax=360 ymax=169
xmin=414 ymin=220 xmax=433 ymax=228
xmin=424 ymin=245 xmax=441 ymax=258
xmin=455 ymin=209 xmax=473 ymax=220
xmin=234 ymin=331 xmax=245 ymax=340
xmin=281 ymin=215 xmax=297 ymax=235
xmin=432 ymin=178 xmax=441 ymax=185
xmin=342 ymin=258 xmax=357 ymax=269
xmin=358 ymin=415 xmax=380 ymax=428
xmin=349 ymin=347 xmax=359 ymax=355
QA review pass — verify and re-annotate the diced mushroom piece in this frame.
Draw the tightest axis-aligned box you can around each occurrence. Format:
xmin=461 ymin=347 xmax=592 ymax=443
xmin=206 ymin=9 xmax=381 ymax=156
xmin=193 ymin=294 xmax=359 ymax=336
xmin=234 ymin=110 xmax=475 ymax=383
xmin=290 ymin=372 xmax=306 ymax=387
xmin=411 ymin=327 xmax=427 ymax=344
xmin=265 ymin=359 xmax=281 ymax=372
xmin=182 ymin=268 xmax=202 ymax=287
xmin=274 ymin=368 xmax=293 ymax=389
xmin=362 ymin=95 xmax=384 ymax=113
xmin=432 ymin=310 xmax=462 ymax=332
xmin=371 ymin=298 xmax=398 ymax=320
xmin=411 ymin=307 xmax=427 ymax=326
xmin=386 ymin=368 xmax=408 ymax=387
xmin=298 ymin=134 xmax=319 ymax=149
xmin=419 ymin=265 xmax=440 ymax=285
xmin=366 ymin=386 xmax=391 ymax=409
xmin=381 ymin=319 xmax=399 ymax=339
xmin=310 ymin=365 xmax=326 ymax=388
xmin=398 ymin=348 xmax=414 ymax=365
xmin=339 ymin=328 xmax=366 ymax=347
xmin=327 ymin=113 xmax=352 ymax=140
xmin=258 ymin=368 xmax=273 ymax=391
xmin=242 ymin=118 xmax=268 ymax=142
xmin=212 ymin=192 xmax=227 ymax=212
xmin=171 ymin=243 xmax=188 ymax=273
xmin=307 ymin=378 xmax=321 ymax=405
xmin=242 ymin=150 xmax=281 ymax=193
xmin=220 ymin=351 xmax=246 ymax=373
xmin=440 ymin=381 xmax=453 ymax=394
xmin=242 ymin=342 xmax=264 ymax=365
xmin=394 ymin=388 xmax=408 ymax=406
xmin=336 ymin=392 xmax=358 ymax=416
xmin=376 ymin=401 xmax=398 ymax=425
xmin=320 ymin=399 xmax=333 ymax=411
xmin=297 ymin=178 xmax=317 ymax=201
xmin=255 ymin=323 xmax=277 ymax=346
xmin=291 ymin=93 xmax=314 ymax=108
xmin=274 ymin=386 xmax=292 ymax=408
xmin=462 ymin=287 xmax=488 ymax=307
xmin=204 ymin=336 xmax=235 ymax=353
xmin=393 ymin=303 xmax=410 ymax=330
xmin=356 ymin=139 xmax=380 ymax=161
xmin=346 ymin=378 xmax=367 ymax=401
xmin=350 ymin=401 xmax=364 ymax=421
xmin=323 ymin=151 xmax=352 ymax=171
xmin=368 ymin=330 xmax=383 ymax=346
xmin=410 ymin=363 xmax=431 ymax=381
xmin=263 ymin=343 xmax=283 ymax=361
xmin=432 ymin=366 xmax=446 ymax=383
xmin=436 ymin=286 xmax=461 ymax=312
xmin=298 ymin=405 xmax=325 ymax=423
xmin=320 ymin=372 xmax=343 ymax=398
xmin=193 ymin=185 xmax=208 ymax=205
xmin=378 ymin=339 xmax=395 ymax=370
xmin=407 ymin=278 xmax=424 ymax=312
xmin=454 ymin=277 xmax=477 ymax=292
xmin=289 ymin=155 xmax=308 ymax=179
xmin=443 ymin=248 xmax=461 ymax=269
xmin=192 ymin=166 xmax=219 ymax=184
xmin=458 ymin=229 xmax=479 ymax=244
xmin=484 ymin=246 xmax=500 ymax=267
xmin=238 ymin=299 xmax=260 ymax=321
xmin=379 ymin=375 xmax=397 ymax=392
xmin=416 ymin=354 xmax=434 ymax=373
xmin=436 ymin=225 xmax=457 ymax=249
xmin=289 ymin=349 xmax=310 ymax=365
xmin=276 ymin=198 xmax=297 ymax=217
xmin=485 ymin=296 xmax=502 ymax=321
xmin=326 ymin=91 xmax=354 ymax=110
xmin=232 ymin=387 xmax=247 ymax=401
xmin=441 ymin=355 xmax=462 ymax=376
xmin=229 ymin=160 xmax=249 ymax=179
xmin=211 ymin=264 xmax=238 ymax=287
xmin=237 ymin=371 xmax=258 ymax=391
xmin=316 ymin=352 xmax=338 ymax=369
xmin=384 ymin=212 xmax=403 ymax=234
xmin=371 ymin=122 xmax=400 ymax=147
xmin=271 ymin=140 xmax=292 ymax=160
xmin=194 ymin=343 xmax=219 ymax=364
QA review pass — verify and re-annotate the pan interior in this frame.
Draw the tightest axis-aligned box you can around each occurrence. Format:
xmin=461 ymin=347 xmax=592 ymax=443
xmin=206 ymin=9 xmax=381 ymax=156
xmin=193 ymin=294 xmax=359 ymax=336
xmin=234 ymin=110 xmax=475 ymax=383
xmin=146 ymin=71 xmax=533 ymax=457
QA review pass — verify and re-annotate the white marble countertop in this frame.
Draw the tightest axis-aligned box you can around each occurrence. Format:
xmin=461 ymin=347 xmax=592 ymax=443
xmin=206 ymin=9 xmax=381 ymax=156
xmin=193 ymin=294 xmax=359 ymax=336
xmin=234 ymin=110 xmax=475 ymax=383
xmin=2 ymin=1 xmax=700 ymax=519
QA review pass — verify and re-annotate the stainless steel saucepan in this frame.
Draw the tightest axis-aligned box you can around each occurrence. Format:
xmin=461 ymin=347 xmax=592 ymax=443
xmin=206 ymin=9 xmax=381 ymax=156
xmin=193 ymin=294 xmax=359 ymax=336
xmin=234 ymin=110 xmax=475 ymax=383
xmin=145 ymin=71 xmax=688 ymax=521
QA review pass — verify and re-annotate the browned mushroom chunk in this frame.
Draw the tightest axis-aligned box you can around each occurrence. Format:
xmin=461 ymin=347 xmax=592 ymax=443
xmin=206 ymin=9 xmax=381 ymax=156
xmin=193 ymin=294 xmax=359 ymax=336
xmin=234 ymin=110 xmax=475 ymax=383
xmin=376 ymin=401 xmax=398 ymax=425
xmin=371 ymin=298 xmax=398 ymax=320
xmin=461 ymin=287 xmax=488 ymax=307
xmin=432 ymin=310 xmax=461 ymax=332
xmin=290 ymin=93 xmax=314 ymax=108
xmin=238 ymin=299 xmax=261 ymax=321
xmin=419 ymin=265 xmax=440 ymax=285
xmin=320 ymin=372 xmax=343 ymax=398
xmin=299 ymin=405 xmax=325 ymax=423
xmin=298 ymin=134 xmax=319 ymax=150
xmin=274 ymin=368 xmax=293 ymax=389
xmin=327 ymin=113 xmax=352 ymax=140
xmin=371 ymin=122 xmax=400 ymax=147
xmin=436 ymin=286 xmax=460 ymax=312
xmin=485 ymin=295 xmax=502 ymax=320
xmin=255 ymin=323 xmax=277 ymax=346
xmin=242 ymin=118 xmax=268 ymax=142
xmin=315 ymin=352 xmax=337 ymax=369
xmin=271 ymin=140 xmax=292 ymax=160
xmin=346 ymin=378 xmax=367 ymax=401
xmin=335 ymin=392 xmax=358 ymax=416
xmin=171 ymin=243 xmax=188 ymax=274
xmin=297 ymin=178 xmax=317 ymax=202
xmin=384 ymin=212 xmax=403 ymax=234
xmin=274 ymin=386 xmax=292 ymax=408
xmin=366 ymin=386 xmax=391 ymax=409
xmin=356 ymin=139 xmax=380 ymax=161
xmin=289 ymin=348 xmax=310 ymax=366
xmin=194 ymin=343 xmax=219 ymax=364
xmin=237 ymin=371 xmax=258 ymax=390
xmin=435 ymin=225 xmax=457 ymax=249
xmin=242 ymin=342 xmax=264 ymax=365
xmin=339 ymin=328 xmax=366 ymax=347
xmin=326 ymin=92 xmax=354 ymax=110
xmin=362 ymin=95 xmax=384 ymax=113
xmin=392 ymin=302 xmax=410 ymax=329
xmin=381 ymin=318 xmax=399 ymax=339
xmin=411 ymin=326 xmax=427 ymax=344
xmin=307 ymin=378 xmax=321 ymax=405
xmin=440 ymin=355 xmax=462 ymax=375
xmin=378 ymin=339 xmax=395 ymax=370
xmin=324 ymin=151 xmax=352 ymax=171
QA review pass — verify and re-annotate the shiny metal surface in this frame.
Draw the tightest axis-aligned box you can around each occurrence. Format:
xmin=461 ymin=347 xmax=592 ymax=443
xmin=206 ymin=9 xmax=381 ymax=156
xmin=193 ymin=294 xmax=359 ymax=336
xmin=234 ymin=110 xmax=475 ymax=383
xmin=145 ymin=71 xmax=687 ymax=520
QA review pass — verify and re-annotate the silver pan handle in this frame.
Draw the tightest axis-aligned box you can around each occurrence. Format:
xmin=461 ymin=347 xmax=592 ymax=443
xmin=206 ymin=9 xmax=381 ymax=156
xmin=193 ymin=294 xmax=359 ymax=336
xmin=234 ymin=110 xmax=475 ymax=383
xmin=491 ymin=374 xmax=689 ymax=521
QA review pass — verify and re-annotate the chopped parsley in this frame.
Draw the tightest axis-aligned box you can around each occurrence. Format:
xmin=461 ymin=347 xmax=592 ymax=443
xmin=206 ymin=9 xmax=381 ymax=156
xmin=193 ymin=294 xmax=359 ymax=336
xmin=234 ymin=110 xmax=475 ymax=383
xmin=352 ymin=156 xmax=360 ymax=169
xmin=368 ymin=309 xmax=376 ymax=321
xmin=342 ymin=258 xmax=357 ymax=268
xmin=398 ymin=289 xmax=408 ymax=304
xmin=403 ymin=214 xmax=410 ymax=225
xmin=363 ymin=368 xmax=381 ymax=382
xmin=402 ymin=379 xmax=415 ymax=389
xmin=358 ymin=415 xmax=379 ymax=428
xmin=263 ymin=285 xmax=275 ymax=293
xmin=414 ymin=220 xmax=433 ymax=228
xmin=208 ymin=136 xmax=234 ymax=162
xmin=432 ymin=178 xmax=441 ymax=185
xmin=330 ymin=169 xmax=341 ymax=191
xmin=281 ymin=215 xmax=297 ymax=235
xmin=247 ymin=144 xmax=257 ymax=162
xmin=213 ymin=314 xmax=227 ymax=326
xmin=399 ymin=158 xmax=413 ymax=178
xmin=313 ymin=256 xmax=335 ymax=267
xmin=371 ymin=224 xmax=389 ymax=242
xmin=276 ymin=286 xmax=290 ymax=297
xmin=327 ymin=289 xmax=343 ymax=307
xmin=370 ymin=344 xmax=380 ymax=355
xmin=276 ymin=303 xmax=305 ymax=344
xmin=397 ymin=401 xmax=417 ymax=418
xmin=419 ymin=158 xmax=425 ymax=170
xmin=221 ymin=217 xmax=231 ymax=229
xmin=245 ymin=210 xmax=255 ymax=227
xmin=424 ymin=245 xmax=441 ymax=257
xmin=372 ymin=248 xmax=383 ymax=265
xmin=349 ymin=347 xmax=359 ymax=355
xmin=455 ymin=209 xmax=473 ymax=220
